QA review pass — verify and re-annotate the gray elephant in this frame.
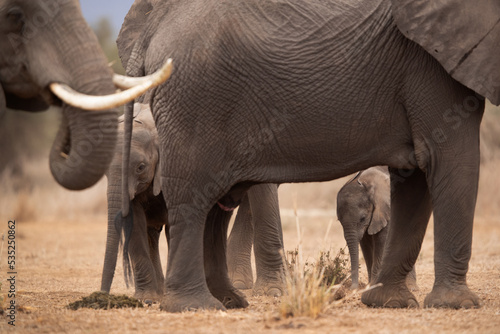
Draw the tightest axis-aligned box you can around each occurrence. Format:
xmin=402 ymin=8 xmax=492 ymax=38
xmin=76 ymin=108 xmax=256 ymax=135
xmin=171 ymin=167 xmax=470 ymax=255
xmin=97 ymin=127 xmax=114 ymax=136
xmin=337 ymin=167 xmax=417 ymax=291
xmin=0 ymin=0 xmax=170 ymax=190
xmin=102 ymin=104 xmax=285 ymax=301
xmin=117 ymin=0 xmax=498 ymax=311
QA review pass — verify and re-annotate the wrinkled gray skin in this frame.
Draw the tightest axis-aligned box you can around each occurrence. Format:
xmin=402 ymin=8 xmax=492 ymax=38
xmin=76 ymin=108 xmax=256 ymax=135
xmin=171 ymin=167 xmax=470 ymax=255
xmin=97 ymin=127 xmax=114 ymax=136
xmin=0 ymin=0 xmax=117 ymax=189
xmin=337 ymin=167 xmax=417 ymax=291
xmin=102 ymin=105 xmax=285 ymax=300
xmin=118 ymin=0 xmax=498 ymax=311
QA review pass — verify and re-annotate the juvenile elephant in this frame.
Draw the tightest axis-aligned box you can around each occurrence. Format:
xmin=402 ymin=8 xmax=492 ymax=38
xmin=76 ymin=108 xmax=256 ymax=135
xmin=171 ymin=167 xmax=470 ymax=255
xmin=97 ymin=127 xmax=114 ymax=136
xmin=337 ymin=167 xmax=417 ymax=290
xmin=0 ymin=0 xmax=170 ymax=190
xmin=118 ymin=0 xmax=498 ymax=311
xmin=102 ymin=104 xmax=285 ymax=301
xmin=101 ymin=103 xmax=167 ymax=301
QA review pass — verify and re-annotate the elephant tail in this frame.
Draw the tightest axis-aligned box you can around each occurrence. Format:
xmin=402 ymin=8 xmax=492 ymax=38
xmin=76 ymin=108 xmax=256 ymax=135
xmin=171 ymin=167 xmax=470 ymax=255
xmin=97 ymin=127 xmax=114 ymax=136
xmin=115 ymin=206 xmax=134 ymax=288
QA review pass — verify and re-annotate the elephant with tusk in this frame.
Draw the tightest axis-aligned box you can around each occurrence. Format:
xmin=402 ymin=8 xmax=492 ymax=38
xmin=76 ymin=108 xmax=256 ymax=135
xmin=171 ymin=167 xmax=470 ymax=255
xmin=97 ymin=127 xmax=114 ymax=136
xmin=117 ymin=0 xmax=499 ymax=311
xmin=0 ymin=0 xmax=171 ymax=190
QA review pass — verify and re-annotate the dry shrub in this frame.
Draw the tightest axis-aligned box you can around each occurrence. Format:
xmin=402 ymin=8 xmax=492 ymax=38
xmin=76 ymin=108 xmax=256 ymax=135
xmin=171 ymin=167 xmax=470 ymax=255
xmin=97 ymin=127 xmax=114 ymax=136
xmin=280 ymin=247 xmax=350 ymax=319
xmin=280 ymin=250 xmax=333 ymax=319
xmin=316 ymin=248 xmax=349 ymax=287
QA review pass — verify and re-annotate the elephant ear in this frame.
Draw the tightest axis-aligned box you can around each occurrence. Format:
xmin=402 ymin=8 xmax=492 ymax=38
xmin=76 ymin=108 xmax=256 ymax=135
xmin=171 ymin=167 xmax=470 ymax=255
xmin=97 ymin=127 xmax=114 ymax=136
xmin=359 ymin=168 xmax=390 ymax=235
xmin=153 ymin=158 xmax=162 ymax=196
xmin=392 ymin=0 xmax=500 ymax=105
xmin=117 ymin=0 xmax=160 ymax=73
xmin=133 ymin=103 xmax=162 ymax=196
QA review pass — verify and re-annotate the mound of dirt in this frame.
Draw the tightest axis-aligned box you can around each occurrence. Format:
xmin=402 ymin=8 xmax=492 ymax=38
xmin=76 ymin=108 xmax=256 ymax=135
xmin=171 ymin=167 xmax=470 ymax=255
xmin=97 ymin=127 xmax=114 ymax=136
xmin=67 ymin=292 xmax=143 ymax=310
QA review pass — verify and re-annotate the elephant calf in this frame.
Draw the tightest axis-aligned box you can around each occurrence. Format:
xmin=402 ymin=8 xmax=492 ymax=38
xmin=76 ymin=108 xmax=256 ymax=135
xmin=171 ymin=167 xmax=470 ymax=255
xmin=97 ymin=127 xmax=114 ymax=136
xmin=101 ymin=103 xmax=285 ymax=301
xmin=337 ymin=166 xmax=417 ymax=291
xmin=101 ymin=103 xmax=167 ymax=301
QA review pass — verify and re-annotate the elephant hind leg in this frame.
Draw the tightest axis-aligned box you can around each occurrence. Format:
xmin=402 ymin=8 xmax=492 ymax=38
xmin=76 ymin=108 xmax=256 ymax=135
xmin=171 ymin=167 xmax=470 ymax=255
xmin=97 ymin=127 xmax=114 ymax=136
xmin=249 ymin=184 xmax=285 ymax=297
xmin=205 ymin=204 xmax=249 ymax=309
xmin=422 ymin=145 xmax=481 ymax=309
xmin=362 ymin=168 xmax=432 ymax=308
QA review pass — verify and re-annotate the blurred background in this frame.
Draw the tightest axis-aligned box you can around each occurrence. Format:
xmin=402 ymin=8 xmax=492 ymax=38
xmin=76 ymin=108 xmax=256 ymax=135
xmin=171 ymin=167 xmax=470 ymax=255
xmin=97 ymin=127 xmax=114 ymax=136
xmin=1 ymin=1 xmax=500 ymax=226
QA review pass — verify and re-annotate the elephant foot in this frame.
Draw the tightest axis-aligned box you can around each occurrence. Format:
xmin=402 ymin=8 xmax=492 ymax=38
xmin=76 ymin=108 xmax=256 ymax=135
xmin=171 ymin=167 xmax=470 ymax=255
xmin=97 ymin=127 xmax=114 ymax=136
xmin=209 ymin=285 xmax=249 ymax=309
xmin=361 ymin=283 xmax=419 ymax=308
xmin=233 ymin=279 xmax=253 ymax=290
xmin=229 ymin=268 xmax=254 ymax=290
xmin=424 ymin=284 xmax=481 ymax=309
xmin=253 ymin=275 xmax=285 ymax=297
xmin=160 ymin=290 xmax=226 ymax=312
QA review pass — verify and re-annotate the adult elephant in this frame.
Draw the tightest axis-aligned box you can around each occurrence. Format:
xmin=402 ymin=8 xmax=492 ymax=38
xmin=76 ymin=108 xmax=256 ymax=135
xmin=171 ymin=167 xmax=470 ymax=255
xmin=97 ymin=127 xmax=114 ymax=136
xmin=0 ymin=0 xmax=171 ymax=190
xmin=118 ymin=0 xmax=499 ymax=311
xmin=337 ymin=166 xmax=418 ymax=291
xmin=102 ymin=104 xmax=285 ymax=301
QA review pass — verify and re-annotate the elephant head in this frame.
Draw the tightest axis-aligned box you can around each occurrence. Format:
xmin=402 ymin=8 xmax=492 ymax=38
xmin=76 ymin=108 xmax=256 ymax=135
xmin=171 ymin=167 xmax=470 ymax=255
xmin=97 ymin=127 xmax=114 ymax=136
xmin=0 ymin=0 xmax=171 ymax=190
xmin=391 ymin=0 xmax=500 ymax=105
xmin=101 ymin=103 xmax=162 ymax=294
xmin=337 ymin=166 xmax=390 ymax=288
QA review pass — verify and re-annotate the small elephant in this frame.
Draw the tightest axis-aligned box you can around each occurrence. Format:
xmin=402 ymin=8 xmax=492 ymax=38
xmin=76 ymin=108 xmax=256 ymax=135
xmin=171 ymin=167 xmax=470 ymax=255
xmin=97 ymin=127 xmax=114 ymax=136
xmin=101 ymin=103 xmax=167 ymax=301
xmin=337 ymin=166 xmax=417 ymax=290
xmin=101 ymin=104 xmax=285 ymax=301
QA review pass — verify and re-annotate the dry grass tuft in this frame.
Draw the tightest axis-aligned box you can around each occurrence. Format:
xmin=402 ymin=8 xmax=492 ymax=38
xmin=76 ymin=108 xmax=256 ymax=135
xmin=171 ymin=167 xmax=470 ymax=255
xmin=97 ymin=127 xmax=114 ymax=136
xmin=280 ymin=206 xmax=350 ymax=319
xmin=280 ymin=249 xmax=335 ymax=319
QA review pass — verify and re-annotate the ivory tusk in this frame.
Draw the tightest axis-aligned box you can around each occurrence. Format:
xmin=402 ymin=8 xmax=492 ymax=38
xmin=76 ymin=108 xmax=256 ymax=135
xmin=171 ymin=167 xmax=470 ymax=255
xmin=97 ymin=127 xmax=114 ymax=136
xmin=49 ymin=59 xmax=173 ymax=111
xmin=113 ymin=73 xmax=158 ymax=90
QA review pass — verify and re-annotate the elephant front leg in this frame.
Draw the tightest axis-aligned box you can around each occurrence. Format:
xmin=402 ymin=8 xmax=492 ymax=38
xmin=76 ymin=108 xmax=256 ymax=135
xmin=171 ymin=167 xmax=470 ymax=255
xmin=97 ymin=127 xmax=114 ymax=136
xmin=160 ymin=204 xmax=225 ymax=312
xmin=205 ymin=205 xmax=249 ymax=309
xmin=129 ymin=203 xmax=162 ymax=301
xmin=362 ymin=168 xmax=432 ymax=308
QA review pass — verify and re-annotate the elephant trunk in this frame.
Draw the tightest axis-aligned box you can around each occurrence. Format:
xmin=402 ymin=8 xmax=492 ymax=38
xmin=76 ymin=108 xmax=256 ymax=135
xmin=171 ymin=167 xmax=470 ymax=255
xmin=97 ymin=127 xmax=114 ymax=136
xmin=101 ymin=181 xmax=122 ymax=292
xmin=39 ymin=2 xmax=118 ymax=190
xmin=344 ymin=229 xmax=360 ymax=289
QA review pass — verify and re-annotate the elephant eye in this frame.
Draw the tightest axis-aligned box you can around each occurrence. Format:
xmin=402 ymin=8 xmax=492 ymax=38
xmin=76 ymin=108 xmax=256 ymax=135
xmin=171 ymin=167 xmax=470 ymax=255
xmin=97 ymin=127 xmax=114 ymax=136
xmin=136 ymin=163 xmax=146 ymax=174
xmin=7 ymin=7 xmax=25 ymax=33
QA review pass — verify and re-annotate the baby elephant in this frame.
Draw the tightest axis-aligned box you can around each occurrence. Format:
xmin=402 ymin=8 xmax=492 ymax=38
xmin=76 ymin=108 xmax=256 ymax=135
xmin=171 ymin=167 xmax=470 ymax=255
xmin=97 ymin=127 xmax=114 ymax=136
xmin=337 ymin=166 xmax=417 ymax=290
xmin=101 ymin=103 xmax=167 ymax=301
